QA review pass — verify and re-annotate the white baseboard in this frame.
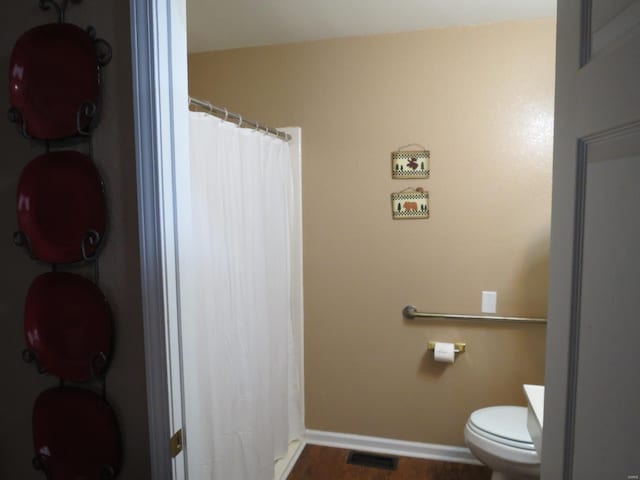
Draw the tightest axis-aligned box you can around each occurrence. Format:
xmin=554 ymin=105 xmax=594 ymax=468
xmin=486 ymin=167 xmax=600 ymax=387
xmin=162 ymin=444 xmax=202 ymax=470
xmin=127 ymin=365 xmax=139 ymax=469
xmin=304 ymin=429 xmax=481 ymax=465
xmin=276 ymin=439 xmax=306 ymax=480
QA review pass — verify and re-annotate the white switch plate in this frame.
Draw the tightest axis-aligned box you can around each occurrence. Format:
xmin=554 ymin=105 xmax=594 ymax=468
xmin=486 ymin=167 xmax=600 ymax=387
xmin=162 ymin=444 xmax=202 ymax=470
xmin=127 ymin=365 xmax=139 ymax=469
xmin=482 ymin=291 xmax=497 ymax=313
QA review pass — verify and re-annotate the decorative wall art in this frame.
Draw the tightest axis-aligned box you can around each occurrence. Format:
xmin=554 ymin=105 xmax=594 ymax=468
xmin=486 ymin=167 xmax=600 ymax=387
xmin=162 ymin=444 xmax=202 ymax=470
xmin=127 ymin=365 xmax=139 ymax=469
xmin=8 ymin=3 xmax=112 ymax=140
xmin=9 ymin=1 xmax=120 ymax=477
xmin=391 ymin=188 xmax=430 ymax=219
xmin=391 ymin=149 xmax=430 ymax=179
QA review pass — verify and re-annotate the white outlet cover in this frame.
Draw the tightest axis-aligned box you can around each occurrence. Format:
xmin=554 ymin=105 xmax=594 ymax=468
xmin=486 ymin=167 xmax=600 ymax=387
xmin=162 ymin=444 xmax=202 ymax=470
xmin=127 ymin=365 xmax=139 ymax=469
xmin=482 ymin=291 xmax=497 ymax=313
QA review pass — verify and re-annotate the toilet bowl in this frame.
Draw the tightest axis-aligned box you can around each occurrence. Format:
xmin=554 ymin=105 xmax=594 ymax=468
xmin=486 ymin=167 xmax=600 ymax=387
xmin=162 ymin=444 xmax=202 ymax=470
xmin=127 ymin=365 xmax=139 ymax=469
xmin=464 ymin=406 xmax=540 ymax=480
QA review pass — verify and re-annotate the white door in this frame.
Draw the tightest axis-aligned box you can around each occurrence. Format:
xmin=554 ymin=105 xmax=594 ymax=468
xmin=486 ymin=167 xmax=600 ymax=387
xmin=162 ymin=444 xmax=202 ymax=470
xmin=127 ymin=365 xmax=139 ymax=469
xmin=543 ymin=0 xmax=640 ymax=478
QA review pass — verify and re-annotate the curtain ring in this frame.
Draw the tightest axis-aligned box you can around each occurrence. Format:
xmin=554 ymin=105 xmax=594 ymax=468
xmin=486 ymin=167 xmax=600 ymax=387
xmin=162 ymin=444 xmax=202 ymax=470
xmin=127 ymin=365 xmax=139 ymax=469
xmin=223 ymin=108 xmax=229 ymax=122
xmin=254 ymin=122 xmax=260 ymax=132
xmin=237 ymin=115 xmax=243 ymax=127
xmin=205 ymin=101 xmax=214 ymax=113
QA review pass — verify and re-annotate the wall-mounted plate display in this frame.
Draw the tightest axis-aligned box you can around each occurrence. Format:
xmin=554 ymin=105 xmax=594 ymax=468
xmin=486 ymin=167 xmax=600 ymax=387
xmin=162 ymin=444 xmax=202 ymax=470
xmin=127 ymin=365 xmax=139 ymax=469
xmin=24 ymin=272 xmax=112 ymax=381
xmin=392 ymin=150 xmax=430 ymax=178
xmin=391 ymin=189 xmax=430 ymax=219
xmin=9 ymin=22 xmax=102 ymax=139
xmin=16 ymin=150 xmax=105 ymax=263
xmin=32 ymin=387 xmax=121 ymax=479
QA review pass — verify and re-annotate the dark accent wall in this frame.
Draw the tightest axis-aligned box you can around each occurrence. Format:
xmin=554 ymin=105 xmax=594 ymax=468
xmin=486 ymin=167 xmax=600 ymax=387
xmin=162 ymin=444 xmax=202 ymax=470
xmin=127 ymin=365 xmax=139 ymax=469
xmin=0 ymin=2 xmax=150 ymax=478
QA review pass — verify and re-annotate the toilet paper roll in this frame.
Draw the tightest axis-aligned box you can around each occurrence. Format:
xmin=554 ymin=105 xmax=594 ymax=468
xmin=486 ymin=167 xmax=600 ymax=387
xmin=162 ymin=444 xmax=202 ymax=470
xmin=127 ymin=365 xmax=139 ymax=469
xmin=433 ymin=342 xmax=455 ymax=363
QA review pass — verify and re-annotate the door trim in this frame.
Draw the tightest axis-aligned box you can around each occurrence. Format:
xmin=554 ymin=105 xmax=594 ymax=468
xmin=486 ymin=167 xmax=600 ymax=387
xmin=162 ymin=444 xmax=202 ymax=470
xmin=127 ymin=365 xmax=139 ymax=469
xmin=562 ymin=134 xmax=587 ymax=480
xmin=130 ymin=0 xmax=189 ymax=478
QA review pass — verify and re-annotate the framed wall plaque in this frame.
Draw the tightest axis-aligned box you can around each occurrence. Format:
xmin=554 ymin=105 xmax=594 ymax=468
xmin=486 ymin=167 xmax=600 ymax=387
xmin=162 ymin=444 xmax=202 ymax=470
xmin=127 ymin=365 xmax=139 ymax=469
xmin=391 ymin=190 xmax=429 ymax=219
xmin=391 ymin=150 xmax=430 ymax=179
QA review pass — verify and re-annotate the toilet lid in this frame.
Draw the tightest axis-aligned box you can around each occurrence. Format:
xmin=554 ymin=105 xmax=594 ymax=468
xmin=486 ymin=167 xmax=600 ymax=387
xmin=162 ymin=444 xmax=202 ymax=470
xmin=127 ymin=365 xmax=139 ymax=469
xmin=469 ymin=406 xmax=534 ymax=448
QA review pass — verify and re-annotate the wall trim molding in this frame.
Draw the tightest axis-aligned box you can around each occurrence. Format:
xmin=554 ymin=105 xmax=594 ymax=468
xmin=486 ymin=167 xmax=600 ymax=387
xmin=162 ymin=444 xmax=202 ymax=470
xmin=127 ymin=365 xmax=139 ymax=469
xmin=277 ymin=440 xmax=306 ymax=480
xmin=304 ymin=430 xmax=481 ymax=465
xmin=129 ymin=0 xmax=189 ymax=478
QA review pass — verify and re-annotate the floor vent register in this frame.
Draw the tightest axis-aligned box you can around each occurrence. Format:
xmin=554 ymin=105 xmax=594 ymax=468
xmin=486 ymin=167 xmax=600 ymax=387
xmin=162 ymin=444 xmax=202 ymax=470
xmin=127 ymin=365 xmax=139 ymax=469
xmin=346 ymin=451 xmax=399 ymax=470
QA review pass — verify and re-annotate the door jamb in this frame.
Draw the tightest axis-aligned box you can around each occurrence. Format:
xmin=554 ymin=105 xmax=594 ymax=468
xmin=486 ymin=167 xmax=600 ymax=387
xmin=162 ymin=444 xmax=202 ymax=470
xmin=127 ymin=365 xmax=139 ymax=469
xmin=129 ymin=0 xmax=189 ymax=478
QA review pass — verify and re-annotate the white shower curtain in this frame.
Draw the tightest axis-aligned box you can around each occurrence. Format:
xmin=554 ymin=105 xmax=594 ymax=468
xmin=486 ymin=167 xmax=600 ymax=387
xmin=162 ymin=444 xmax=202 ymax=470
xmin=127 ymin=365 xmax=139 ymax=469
xmin=182 ymin=112 xmax=303 ymax=480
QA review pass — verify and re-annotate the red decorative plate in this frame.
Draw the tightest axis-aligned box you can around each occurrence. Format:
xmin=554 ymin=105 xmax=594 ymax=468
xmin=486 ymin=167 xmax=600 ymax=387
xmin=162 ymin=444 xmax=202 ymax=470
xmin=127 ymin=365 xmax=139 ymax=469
xmin=32 ymin=387 xmax=121 ymax=479
xmin=17 ymin=150 xmax=105 ymax=264
xmin=24 ymin=272 xmax=112 ymax=381
xmin=9 ymin=22 xmax=101 ymax=139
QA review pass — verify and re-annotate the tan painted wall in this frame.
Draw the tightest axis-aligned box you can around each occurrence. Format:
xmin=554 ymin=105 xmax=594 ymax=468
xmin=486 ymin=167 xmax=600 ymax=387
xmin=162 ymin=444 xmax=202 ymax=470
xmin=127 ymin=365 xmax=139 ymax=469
xmin=0 ymin=3 xmax=150 ymax=477
xmin=189 ymin=18 xmax=555 ymax=446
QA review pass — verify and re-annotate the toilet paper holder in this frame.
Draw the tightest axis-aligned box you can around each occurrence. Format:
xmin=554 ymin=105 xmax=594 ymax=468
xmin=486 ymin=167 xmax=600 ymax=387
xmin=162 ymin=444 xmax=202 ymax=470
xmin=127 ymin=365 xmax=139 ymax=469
xmin=427 ymin=341 xmax=466 ymax=353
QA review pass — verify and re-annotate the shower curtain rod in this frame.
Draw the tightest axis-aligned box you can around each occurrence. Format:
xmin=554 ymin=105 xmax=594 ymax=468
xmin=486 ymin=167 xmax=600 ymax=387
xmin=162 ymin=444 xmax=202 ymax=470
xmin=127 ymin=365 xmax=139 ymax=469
xmin=189 ymin=96 xmax=292 ymax=142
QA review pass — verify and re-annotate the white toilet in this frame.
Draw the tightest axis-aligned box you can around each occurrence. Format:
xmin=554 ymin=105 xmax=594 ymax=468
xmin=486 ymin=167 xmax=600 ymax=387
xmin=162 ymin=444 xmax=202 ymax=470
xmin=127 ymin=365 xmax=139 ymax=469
xmin=464 ymin=406 xmax=540 ymax=480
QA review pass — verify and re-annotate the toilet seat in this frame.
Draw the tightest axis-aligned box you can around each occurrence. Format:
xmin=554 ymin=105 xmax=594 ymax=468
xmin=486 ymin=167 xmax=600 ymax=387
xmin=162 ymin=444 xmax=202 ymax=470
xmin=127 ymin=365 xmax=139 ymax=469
xmin=467 ymin=406 xmax=536 ymax=451
xmin=464 ymin=406 xmax=540 ymax=478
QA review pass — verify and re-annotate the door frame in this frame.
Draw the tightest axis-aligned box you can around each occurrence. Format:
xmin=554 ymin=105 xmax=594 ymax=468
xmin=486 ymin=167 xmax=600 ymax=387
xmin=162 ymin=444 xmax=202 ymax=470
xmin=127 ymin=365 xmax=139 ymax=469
xmin=129 ymin=0 xmax=189 ymax=478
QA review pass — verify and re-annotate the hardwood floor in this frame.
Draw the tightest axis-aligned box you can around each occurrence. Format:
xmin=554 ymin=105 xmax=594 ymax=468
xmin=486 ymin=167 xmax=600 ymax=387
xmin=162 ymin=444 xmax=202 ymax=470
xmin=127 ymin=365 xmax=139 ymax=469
xmin=287 ymin=444 xmax=491 ymax=480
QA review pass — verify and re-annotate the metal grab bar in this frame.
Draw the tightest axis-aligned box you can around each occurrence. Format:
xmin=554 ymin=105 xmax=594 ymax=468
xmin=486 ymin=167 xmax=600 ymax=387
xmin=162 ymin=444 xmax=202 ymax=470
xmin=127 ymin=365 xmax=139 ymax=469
xmin=402 ymin=305 xmax=547 ymax=324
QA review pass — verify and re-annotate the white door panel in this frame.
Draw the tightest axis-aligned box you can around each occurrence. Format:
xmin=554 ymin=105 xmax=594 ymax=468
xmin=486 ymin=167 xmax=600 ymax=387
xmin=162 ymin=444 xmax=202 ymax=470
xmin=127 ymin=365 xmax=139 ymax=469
xmin=590 ymin=0 xmax=640 ymax=57
xmin=572 ymin=130 xmax=640 ymax=479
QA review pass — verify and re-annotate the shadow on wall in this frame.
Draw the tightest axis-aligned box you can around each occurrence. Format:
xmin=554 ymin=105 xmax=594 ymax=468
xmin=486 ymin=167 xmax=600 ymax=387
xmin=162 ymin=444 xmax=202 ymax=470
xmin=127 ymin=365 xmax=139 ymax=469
xmin=419 ymin=351 xmax=449 ymax=377
xmin=412 ymin=319 xmax=523 ymax=379
xmin=410 ymin=231 xmax=550 ymax=381
xmin=508 ymin=232 xmax=550 ymax=318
